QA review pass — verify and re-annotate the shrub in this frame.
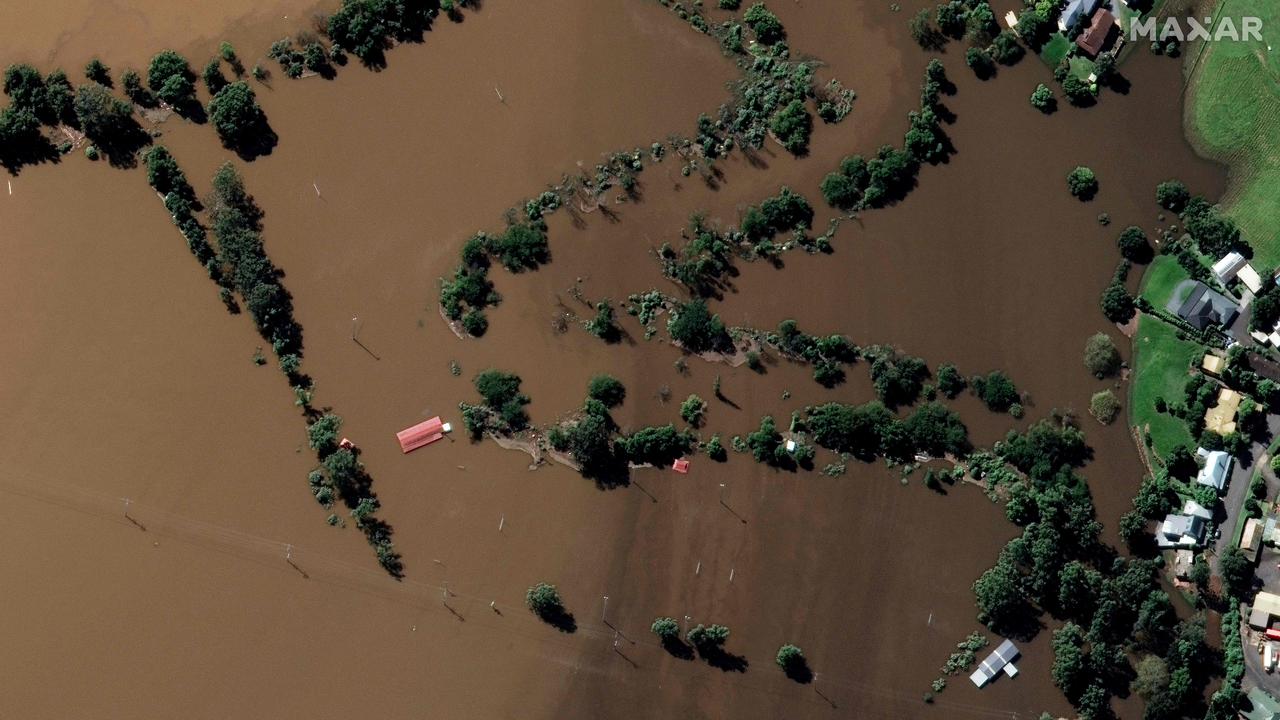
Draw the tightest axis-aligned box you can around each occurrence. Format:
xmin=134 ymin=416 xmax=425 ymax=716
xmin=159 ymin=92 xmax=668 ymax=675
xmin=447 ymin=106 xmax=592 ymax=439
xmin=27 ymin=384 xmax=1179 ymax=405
xmin=1067 ymin=167 xmax=1098 ymax=200
xmin=1090 ymin=390 xmax=1121 ymax=424
xmin=587 ymin=375 xmax=626 ymax=408
xmin=1083 ymin=333 xmax=1121 ymax=378
xmin=680 ymin=394 xmax=707 ymax=427
xmin=936 ymin=363 xmax=966 ymax=398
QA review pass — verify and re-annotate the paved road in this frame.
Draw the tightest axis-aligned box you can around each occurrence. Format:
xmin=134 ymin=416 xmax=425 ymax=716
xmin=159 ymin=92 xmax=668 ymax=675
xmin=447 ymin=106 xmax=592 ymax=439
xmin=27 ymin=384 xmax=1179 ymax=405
xmin=1213 ymin=415 xmax=1280 ymax=563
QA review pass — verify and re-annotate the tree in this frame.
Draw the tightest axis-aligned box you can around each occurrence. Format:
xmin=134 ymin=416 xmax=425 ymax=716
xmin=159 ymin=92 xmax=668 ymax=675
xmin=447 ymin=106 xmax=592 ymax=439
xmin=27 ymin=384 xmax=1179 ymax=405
xmin=776 ymin=644 xmax=808 ymax=680
xmin=935 ymin=1 xmax=966 ymax=37
xmin=85 ymin=58 xmax=112 ymax=86
xmin=1016 ymin=9 xmax=1051 ymax=47
xmin=489 ymin=223 xmax=548 ymax=271
xmin=563 ymin=411 xmax=615 ymax=477
xmin=990 ymin=30 xmax=1024 ymax=65
xmin=587 ymin=375 xmax=625 ymax=408
xmin=1067 ymin=167 xmax=1098 ymax=200
xmin=807 ymin=401 xmax=891 ymax=460
xmin=1030 ymin=83 xmax=1056 ymax=113
xmin=651 ymin=617 xmax=680 ymax=642
xmin=909 ymin=8 xmax=945 ymax=50
xmin=869 ymin=351 xmax=929 ymax=408
xmin=1089 ymin=390 xmax=1121 ymax=425
xmin=770 ymin=99 xmax=812 ymax=155
xmin=680 ymin=394 xmax=707 ymax=427
xmin=1117 ymin=226 xmax=1152 ymax=263
xmin=525 ymin=582 xmax=564 ymax=620
xmin=1156 ymin=179 xmax=1189 ymax=212
xmin=973 ymin=554 xmax=1025 ymax=632
xmin=120 ymin=69 xmax=153 ymax=106
xmin=1051 ymin=623 xmax=1088 ymax=701
xmin=743 ymin=3 xmax=784 ymax=44
xmin=618 ymin=424 xmax=692 ymax=466
xmin=1100 ymin=282 xmax=1134 ymax=323
xmin=667 ymin=299 xmax=729 ymax=353
xmin=73 ymin=83 xmax=145 ymax=162
xmin=1062 ymin=74 xmax=1094 ymax=106
xmin=965 ymin=2 xmax=998 ymax=45
xmin=202 ymin=59 xmax=227 ymax=95
xmin=1219 ymin=546 xmax=1255 ymax=598
xmin=208 ymin=81 xmax=267 ymax=151
xmin=147 ymin=50 xmax=195 ymax=107
xmin=965 ymin=47 xmax=995 ymax=79
xmin=686 ymin=623 xmax=730 ymax=651
xmin=904 ymin=402 xmax=970 ymax=457
xmin=584 ymin=300 xmax=619 ymax=341
xmin=820 ymin=170 xmax=859 ymax=209
xmin=473 ymin=369 xmax=529 ymax=431
xmin=1083 ymin=333 xmax=1121 ymax=378
xmin=936 ymin=363 xmax=966 ymax=398
xmin=972 ymin=371 xmax=1018 ymax=412
xmin=307 ymin=413 xmax=342 ymax=455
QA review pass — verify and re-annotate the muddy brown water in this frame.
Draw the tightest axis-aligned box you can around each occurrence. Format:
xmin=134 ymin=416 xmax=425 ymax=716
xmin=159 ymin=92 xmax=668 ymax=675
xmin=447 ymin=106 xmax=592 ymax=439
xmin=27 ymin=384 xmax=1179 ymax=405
xmin=0 ymin=0 xmax=1226 ymax=717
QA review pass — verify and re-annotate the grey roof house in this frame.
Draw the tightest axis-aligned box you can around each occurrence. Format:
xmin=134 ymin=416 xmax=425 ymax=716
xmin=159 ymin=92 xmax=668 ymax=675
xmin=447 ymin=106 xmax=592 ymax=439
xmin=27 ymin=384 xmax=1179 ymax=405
xmin=970 ymin=639 xmax=1020 ymax=687
xmin=1170 ymin=282 xmax=1240 ymax=331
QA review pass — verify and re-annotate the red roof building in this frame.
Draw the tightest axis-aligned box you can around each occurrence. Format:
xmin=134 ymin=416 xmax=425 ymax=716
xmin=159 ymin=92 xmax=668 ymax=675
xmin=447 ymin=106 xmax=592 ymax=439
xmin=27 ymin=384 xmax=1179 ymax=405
xmin=1076 ymin=8 xmax=1115 ymax=57
xmin=397 ymin=416 xmax=445 ymax=453
xmin=672 ymin=458 xmax=690 ymax=474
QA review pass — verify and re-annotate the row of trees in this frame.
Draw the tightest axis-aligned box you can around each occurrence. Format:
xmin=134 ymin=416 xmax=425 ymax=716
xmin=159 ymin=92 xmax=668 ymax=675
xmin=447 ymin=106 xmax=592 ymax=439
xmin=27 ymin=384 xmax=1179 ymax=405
xmin=439 ymin=221 xmax=550 ymax=336
xmin=821 ymin=59 xmax=953 ymax=211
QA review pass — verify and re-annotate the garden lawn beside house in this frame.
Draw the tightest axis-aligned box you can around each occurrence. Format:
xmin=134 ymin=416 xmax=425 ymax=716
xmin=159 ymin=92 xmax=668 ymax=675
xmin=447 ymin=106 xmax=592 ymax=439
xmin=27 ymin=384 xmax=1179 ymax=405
xmin=1130 ymin=314 xmax=1204 ymax=457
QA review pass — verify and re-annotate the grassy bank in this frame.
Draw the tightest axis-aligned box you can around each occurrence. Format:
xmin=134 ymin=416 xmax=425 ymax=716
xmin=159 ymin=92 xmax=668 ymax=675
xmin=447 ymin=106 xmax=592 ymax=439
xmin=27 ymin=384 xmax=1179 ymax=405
xmin=1185 ymin=0 xmax=1280 ymax=266
xmin=1130 ymin=315 xmax=1204 ymax=457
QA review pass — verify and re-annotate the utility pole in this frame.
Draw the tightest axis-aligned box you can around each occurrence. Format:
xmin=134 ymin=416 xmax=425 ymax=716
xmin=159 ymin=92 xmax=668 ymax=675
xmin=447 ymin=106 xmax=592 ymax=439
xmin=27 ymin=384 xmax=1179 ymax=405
xmin=350 ymin=316 xmax=359 ymax=341
xmin=602 ymin=595 xmax=609 ymax=623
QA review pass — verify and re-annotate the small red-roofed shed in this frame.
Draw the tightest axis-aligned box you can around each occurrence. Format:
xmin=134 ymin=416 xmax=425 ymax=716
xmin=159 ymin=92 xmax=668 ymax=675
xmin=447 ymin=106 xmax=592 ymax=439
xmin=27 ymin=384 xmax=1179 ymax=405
xmin=397 ymin=417 xmax=445 ymax=453
xmin=672 ymin=458 xmax=690 ymax=474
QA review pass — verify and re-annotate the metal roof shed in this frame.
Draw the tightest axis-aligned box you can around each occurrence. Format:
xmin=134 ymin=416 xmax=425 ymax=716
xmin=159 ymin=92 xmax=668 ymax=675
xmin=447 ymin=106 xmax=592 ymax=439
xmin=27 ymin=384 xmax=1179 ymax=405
xmin=397 ymin=416 xmax=446 ymax=453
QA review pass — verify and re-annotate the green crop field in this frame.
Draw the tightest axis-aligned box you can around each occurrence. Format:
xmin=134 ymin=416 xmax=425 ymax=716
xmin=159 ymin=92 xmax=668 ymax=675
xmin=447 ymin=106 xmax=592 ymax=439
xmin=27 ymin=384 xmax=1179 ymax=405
xmin=1186 ymin=0 xmax=1280 ymax=266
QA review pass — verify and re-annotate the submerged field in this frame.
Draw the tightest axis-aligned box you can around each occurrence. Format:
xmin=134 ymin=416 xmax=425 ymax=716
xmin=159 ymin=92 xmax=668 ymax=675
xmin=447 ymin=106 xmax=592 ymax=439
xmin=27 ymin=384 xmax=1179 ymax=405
xmin=0 ymin=0 xmax=1229 ymax=718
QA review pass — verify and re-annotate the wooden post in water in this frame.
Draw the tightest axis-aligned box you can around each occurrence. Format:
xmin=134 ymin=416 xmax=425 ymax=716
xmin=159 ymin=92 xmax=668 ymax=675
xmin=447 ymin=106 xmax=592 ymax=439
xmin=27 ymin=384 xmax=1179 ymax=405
xmin=601 ymin=595 xmax=609 ymax=623
xmin=350 ymin=316 xmax=358 ymax=341
xmin=494 ymin=86 xmax=505 ymax=103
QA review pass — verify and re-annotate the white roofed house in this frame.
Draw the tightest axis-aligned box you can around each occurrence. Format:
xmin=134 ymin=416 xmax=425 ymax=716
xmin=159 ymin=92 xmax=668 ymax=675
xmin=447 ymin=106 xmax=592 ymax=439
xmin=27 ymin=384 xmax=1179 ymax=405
xmin=970 ymin=639 xmax=1020 ymax=687
xmin=1195 ymin=449 xmax=1232 ymax=493
xmin=1213 ymin=251 xmax=1263 ymax=294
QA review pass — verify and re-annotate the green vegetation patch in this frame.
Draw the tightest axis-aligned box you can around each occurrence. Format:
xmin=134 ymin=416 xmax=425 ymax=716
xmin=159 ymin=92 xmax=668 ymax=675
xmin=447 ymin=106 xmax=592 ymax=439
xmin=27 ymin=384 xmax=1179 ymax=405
xmin=1129 ymin=315 xmax=1204 ymax=457
xmin=1187 ymin=0 xmax=1280 ymax=265
xmin=1039 ymin=33 xmax=1071 ymax=66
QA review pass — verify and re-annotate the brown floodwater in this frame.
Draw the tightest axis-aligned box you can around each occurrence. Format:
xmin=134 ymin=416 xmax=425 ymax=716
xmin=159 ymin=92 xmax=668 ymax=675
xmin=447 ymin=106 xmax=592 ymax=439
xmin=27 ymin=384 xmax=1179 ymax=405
xmin=0 ymin=0 xmax=1227 ymax=717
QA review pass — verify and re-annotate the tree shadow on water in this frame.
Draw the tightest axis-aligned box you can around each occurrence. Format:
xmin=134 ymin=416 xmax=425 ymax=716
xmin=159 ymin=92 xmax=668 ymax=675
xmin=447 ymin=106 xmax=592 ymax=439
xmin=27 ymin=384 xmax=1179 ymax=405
xmin=700 ymin=646 xmax=749 ymax=673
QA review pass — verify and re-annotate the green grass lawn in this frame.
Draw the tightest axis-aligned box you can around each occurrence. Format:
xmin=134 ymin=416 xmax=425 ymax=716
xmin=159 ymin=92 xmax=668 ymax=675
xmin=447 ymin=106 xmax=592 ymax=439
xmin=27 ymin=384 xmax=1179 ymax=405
xmin=1130 ymin=315 xmax=1205 ymax=458
xmin=1187 ymin=0 xmax=1280 ymax=266
xmin=1140 ymin=255 xmax=1193 ymax=310
xmin=1068 ymin=55 xmax=1096 ymax=81
xmin=1040 ymin=33 xmax=1071 ymax=66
